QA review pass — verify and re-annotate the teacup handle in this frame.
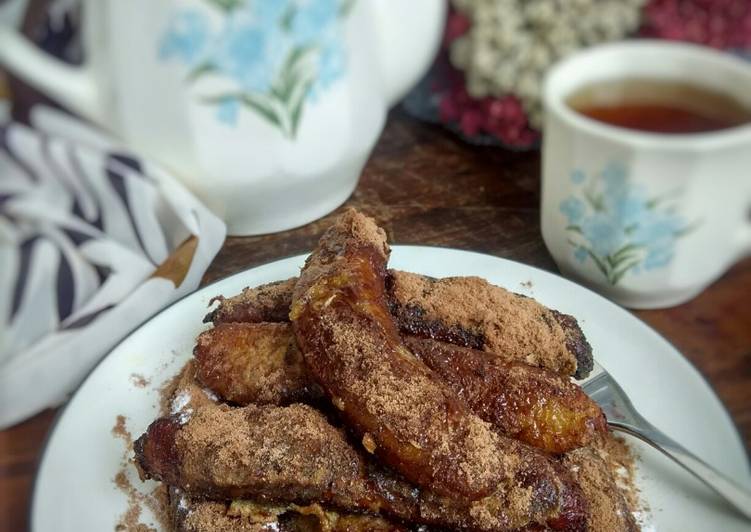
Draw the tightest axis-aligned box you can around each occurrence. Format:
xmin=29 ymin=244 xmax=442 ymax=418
xmin=0 ymin=7 xmax=105 ymax=124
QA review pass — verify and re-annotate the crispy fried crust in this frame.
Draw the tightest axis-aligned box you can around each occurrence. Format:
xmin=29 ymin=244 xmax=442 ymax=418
xmin=193 ymin=322 xmax=322 ymax=406
xmin=136 ymin=403 xmax=586 ymax=531
xmin=549 ymin=311 xmax=594 ymax=380
xmin=288 ymin=209 xmax=585 ymax=528
xmin=170 ymin=488 xmax=411 ymax=532
xmin=170 ymin=489 xmax=281 ymax=532
xmin=204 ymin=273 xmax=593 ymax=379
xmin=194 ymin=322 xmax=604 ymax=453
xmin=204 ymin=278 xmax=297 ymax=324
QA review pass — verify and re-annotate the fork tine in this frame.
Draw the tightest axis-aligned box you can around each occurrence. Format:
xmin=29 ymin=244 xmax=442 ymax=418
xmin=581 ymin=362 xmax=641 ymax=425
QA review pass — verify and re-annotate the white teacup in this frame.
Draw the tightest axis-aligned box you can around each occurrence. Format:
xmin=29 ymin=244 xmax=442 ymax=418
xmin=0 ymin=0 xmax=445 ymax=235
xmin=542 ymin=41 xmax=751 ymax=309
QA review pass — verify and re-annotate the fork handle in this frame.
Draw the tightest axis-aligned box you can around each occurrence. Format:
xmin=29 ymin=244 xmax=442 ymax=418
xmin=610 ymin=421 xmax=751 ymax=520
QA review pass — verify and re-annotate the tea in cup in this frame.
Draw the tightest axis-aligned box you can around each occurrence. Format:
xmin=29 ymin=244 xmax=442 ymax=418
xmin=542 ymin=41 xmax=751 ymax=308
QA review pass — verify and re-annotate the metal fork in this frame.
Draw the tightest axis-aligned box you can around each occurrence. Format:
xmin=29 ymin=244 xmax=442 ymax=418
xmin=580 ymin=361 xmax=751 ymax=520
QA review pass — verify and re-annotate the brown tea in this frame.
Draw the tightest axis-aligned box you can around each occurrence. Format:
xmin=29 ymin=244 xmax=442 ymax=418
xmin=568 ymin=79 xmax=751 ymax=134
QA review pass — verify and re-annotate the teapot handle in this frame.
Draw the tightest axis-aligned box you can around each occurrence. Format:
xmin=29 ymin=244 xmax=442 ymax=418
xmin=0 ymin=8 xmax=104 ymax=123
xmin=371 ymin=0 xmax=446 ymax=107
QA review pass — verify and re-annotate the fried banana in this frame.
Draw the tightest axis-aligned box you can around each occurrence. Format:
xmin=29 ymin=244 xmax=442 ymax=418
xmin=194 ymin=322 xmax=605 ymax=453
xmin=136 ymin=403 xmax=586 ymax=531
xmin=136 ymin=404 xmax=378 ymax=506
xmin=170 ymin=489 xmax=283 ymax=532
xmin=386 ymin=272 xmax=592 ymax=379
xmin=289 ymin=209 xmax=585 ymax=528
xmin=205 ymin=277 xmax=297 ymax=324
xmin=166 ymin=369 xmax=408 ymax=532
xmin=166 ymin=359 xmax=220 ymax=415
xmin=404 ymin=337 xmax=606 ymax=454
xmin=170 ymin=488 xmax=412 ymax=532
xmin=205 ymin=273 xmax=592 ymax=379
xmin=562 ymin=447 xmax=639 ymax=532
xmin=193 ymin=322 xmax=323 ymax=406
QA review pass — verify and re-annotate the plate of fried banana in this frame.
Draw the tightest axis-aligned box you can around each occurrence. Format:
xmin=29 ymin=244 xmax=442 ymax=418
xmin=31 ymin=210 xmax=751 ymax=531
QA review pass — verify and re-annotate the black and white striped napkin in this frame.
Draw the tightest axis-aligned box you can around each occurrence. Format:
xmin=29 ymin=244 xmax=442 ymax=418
xmin=0 ymin=107 xmax=226 ymax=428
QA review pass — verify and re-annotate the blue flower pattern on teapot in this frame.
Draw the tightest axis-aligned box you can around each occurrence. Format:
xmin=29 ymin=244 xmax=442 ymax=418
xmin=560 ymin=162 xmax=697 ymax=285
xmin=159 ymin=0 xmax=354 ymax=138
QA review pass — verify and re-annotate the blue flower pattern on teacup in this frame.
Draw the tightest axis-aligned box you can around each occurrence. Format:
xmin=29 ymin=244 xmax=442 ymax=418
xmin=560 ymin=162 xmax=695 ymax=285
xmin=159 ymin=0 xmax=354 ymax=138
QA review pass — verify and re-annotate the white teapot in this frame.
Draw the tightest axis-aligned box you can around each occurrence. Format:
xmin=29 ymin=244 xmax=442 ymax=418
xmin=0 ymin=0 xmax=445 ymax=234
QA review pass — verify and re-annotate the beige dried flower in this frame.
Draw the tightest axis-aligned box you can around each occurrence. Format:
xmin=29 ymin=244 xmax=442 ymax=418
xmin=450 ymin=0 xmax=646 ymax=128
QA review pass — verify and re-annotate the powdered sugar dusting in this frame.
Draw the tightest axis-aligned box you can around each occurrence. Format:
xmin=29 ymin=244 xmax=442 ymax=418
xmin=170 ymin=390 xmax=192 ymax=414
xmin=202 ymin=387 xmax=218 ymax=401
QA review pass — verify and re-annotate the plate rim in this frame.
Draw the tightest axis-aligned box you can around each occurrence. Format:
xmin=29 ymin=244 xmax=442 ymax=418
xmin=28 ymin=244 xmax=751 ymax=528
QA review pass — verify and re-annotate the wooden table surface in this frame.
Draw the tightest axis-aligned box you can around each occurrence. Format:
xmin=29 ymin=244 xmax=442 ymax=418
xmin=0 ymin=109 xmax=749 ymax=531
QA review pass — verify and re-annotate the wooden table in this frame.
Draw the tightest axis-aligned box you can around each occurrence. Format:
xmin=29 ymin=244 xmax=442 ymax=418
xmin=1 ymin=109 xmax=749 ymax=531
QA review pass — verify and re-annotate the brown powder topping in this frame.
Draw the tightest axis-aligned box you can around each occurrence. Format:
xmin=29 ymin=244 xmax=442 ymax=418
xmin=290 ymin=210 xmax=573 ymax=529
xmin=328 ymin=316 xmax=515 ymax=494
xmin=321 ymin=207 xmax=390 ymax=259
xmin=131 ymin=209 xmax=643 ymax=531
xmin=185 ymin=317 xmax=602 ymax=455
xmin=203 ymin=272 xmax=593 ymax=379
xmin=113 ymin=415 xmax=133 ymax=451
xmin=592 ymin=433 xmax=643 ymax=518
xmin=113 ymin=474 xmax=167 ymax=532
xmin=130 ymin=374 xmax=151 ymax=388
xmin=115 ymin=361 xmax=221 ymax=532
xmin=173 ymin=403 xmax=372 ymax=505
xmin=139 ymin=397 xmax=592 ymax=530
xmin=563 ymin=437 xmax=640 ymax=532
xmin=388 ymin=271 xmax=580 ymax=376
xmin=113 ymin=415 xmax=168 ymax=531
xmin=114 ymin=507 xmax=153 ymax=531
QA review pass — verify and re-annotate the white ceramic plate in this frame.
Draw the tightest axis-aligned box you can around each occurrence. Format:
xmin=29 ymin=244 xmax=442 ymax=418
xmin=31 ymin=247 xmax=751 ymax=531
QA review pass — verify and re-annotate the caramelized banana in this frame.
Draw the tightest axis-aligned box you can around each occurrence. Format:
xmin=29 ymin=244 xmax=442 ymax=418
xmin=194 ymin=322 xmax=604 ymax=453
xmin=289 ymin=209 xmax=585 ymax=528
xmin=205 ymin=273 xmax=592 ymax=379
xmin=136 ymin=403 xmax=587 ymax=531
xmin=404 ymin=337 xmax=606 ymax=454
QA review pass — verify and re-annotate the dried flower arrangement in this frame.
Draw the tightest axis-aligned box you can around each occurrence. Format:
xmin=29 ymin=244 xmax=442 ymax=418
xmin=403 ymin=0 xmax=751 ymax=149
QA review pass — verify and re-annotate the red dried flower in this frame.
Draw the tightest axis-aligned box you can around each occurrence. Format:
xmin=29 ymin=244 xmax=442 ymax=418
xmin=642 ymin=0 xmax=751 ymax=49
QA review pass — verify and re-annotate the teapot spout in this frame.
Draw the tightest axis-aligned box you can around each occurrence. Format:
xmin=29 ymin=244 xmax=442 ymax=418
xmin=370 ymin=0 xmax=446 ymax=107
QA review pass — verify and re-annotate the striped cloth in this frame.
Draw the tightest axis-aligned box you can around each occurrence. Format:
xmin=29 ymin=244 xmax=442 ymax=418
xmin=0 ymin=107 xmax=226 ymax=428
